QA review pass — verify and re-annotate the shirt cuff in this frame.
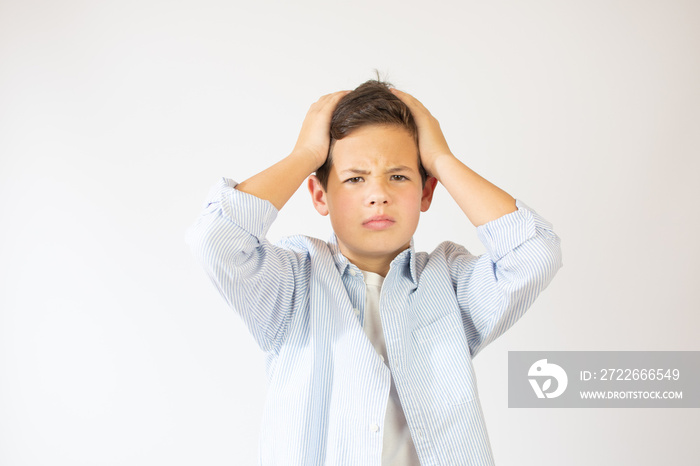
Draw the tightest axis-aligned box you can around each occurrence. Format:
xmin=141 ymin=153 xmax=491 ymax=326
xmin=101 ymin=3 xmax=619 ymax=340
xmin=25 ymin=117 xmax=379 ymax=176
xmin=205 ymin=177 xmax=279 ymax=239
xmin=475 ymin=199 xmax=552 ymax=262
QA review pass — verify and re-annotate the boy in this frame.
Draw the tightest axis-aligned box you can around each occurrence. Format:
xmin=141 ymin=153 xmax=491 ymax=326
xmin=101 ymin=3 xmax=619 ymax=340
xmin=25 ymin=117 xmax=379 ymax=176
xmin=187 ymin=80 xmax=562 ymax=465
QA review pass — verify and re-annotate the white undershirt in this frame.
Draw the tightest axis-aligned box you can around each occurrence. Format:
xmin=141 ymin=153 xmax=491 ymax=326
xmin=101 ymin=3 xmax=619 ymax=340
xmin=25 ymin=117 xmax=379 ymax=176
xmin=361 ymin=270 xmax=421 ymax=466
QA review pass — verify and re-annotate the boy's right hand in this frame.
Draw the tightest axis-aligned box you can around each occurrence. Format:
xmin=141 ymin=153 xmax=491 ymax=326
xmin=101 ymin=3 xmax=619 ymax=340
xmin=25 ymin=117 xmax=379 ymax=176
xmin=292 ymin=91 xmax=349 ymax=169
xmin=235 ymin=90 xmax=348 ymax=211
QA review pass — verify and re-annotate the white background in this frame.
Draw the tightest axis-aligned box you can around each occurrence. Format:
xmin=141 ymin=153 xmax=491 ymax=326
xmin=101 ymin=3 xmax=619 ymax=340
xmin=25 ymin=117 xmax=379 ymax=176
xmin=1 ymin=0 xmax=698 ymax=464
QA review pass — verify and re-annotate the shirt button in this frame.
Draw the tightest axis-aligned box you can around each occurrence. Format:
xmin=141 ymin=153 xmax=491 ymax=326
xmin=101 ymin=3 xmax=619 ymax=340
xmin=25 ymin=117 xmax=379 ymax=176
xmin=380 ymin=355 xmax=385 ymax=362
xmin=370 ymin=424 xmax=380 ymax=432
xmin=348 ymin=269 xmax=356 ymax=276
xmin=354 ymin=308 xmax=360 ymax=316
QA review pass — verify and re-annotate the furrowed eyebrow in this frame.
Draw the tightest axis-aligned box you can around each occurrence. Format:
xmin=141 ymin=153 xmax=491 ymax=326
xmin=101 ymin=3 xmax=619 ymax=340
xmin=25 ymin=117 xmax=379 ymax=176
xmin=339 ymin=165 xmax=414 ymax=176
xmin=385 ymin=165 xmax=414 ymax=174
xmin=340 ymin=168 xmax=371 ymax=176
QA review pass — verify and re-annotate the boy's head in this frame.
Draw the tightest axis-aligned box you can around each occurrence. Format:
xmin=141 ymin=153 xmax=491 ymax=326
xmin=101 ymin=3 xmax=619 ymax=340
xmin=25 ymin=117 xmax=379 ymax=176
xmin=314 ymin=80 xmax=428 ymax=190
xmin=308 ymin=80 xmax=438 ymax=275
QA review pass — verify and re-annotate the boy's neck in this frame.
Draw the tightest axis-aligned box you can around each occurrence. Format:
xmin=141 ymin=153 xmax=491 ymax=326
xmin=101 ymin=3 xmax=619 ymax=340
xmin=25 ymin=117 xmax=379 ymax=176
xmin=341 ymin=247 xmax=410 ymax=278
xmin=349 ymin=258 xmax=390 ymax=277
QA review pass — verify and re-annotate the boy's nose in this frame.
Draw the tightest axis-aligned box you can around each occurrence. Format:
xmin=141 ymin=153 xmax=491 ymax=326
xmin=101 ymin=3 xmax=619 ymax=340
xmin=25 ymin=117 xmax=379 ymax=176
xmin=367 ymin=189 xmax=390 ymax=206
xmin=365 ymin=179 xmax=391 ymax=206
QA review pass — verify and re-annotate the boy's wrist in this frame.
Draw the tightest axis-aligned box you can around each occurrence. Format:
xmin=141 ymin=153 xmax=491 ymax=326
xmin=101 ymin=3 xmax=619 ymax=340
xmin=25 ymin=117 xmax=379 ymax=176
xmin=426 ymin=152 xmax=457 ymax=181
xmin=289 ymin=148 xmax=326 ymax=175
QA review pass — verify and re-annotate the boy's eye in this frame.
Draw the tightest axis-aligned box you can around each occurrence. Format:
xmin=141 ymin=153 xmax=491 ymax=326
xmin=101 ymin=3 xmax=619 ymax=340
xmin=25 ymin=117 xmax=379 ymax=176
xmin=391 ymin=175 xmax=408 ymax=181
xmin=345 ymin=177 xmax=364 ymax=183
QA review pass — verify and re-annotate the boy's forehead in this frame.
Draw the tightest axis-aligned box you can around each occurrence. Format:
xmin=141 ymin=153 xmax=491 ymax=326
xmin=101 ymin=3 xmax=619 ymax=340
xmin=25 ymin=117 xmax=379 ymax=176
xmin=331 ymin=125 xmax=419 ymax=170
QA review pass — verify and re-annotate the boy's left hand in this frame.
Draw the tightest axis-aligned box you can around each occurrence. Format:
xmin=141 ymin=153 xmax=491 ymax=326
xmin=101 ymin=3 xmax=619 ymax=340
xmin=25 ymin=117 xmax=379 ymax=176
xmin=392 ymin=87 xmax=516 ymax=225
xmin=390 ymin=88 xmax=454 ymax=179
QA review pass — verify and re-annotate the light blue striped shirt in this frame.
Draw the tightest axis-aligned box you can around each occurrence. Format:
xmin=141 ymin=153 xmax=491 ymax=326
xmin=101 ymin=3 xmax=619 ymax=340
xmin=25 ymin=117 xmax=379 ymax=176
xmin=186 ymin=178 xmax=562 ymax=465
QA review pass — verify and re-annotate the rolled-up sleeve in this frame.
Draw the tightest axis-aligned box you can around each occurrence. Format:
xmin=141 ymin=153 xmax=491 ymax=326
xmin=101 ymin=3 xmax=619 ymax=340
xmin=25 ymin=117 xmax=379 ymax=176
xmin=186 ymin=178 xmax=309 ymax=353
xmin=450 ymin=199 xmax=562 ymax=356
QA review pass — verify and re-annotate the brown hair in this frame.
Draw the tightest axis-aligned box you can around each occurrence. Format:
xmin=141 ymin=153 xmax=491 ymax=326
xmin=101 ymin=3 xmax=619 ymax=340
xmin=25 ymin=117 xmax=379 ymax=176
xmin=315 ymin=79 xmax=428 ymax=190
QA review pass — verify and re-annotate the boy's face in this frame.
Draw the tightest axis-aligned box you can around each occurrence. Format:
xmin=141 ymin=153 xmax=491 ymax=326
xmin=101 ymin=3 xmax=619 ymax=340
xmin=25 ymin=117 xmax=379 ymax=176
xmin=308 ymin=125 xmax=437 ymax=275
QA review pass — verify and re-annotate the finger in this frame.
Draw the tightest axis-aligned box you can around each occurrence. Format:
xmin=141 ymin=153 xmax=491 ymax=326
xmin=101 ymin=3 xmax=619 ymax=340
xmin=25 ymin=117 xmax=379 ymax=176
xmin=325 ymin=90 xmax=351 ymax=106
xmin=317 ymin=90 xmax=351 ymax=104
xmin=310 ymin=90 xmax=350 ymax=114
xmin=390 ymin=87 xmax=416 ymax=102
xmin=390 ymin=88 xmax=427 ymax=113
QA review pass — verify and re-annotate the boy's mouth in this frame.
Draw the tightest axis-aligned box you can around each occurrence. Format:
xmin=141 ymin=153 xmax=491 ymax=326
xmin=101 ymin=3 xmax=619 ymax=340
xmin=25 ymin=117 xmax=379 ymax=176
xmin=362 ymin=215 xmax=396 ymax=230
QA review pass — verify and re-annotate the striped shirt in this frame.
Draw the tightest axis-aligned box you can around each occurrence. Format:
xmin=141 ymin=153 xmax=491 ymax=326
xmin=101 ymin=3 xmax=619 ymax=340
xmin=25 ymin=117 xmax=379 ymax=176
xmin=360 ymin=269 xmax=421 ymax=464
xmin=186 ymin=178 xmax=562 ymax=465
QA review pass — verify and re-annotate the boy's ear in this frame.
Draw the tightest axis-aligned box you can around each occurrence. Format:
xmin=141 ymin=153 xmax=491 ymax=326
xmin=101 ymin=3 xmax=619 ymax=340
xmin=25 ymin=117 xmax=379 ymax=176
xmin=420 ymin=176 xmax=438 ymax=212
xmin=308 ymin=175 xmax=329 ymax=216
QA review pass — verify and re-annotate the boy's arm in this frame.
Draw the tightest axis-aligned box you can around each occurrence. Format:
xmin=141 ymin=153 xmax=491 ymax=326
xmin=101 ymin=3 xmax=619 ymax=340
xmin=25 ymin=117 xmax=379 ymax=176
xmin=236 ymin=91 xmax=349 ymax=210
xmin=186 ymin=91 xmax=347 ymax=353
xmin=392 ymin=88 xmax=562 ymax=356
xmin=449 ymin=204 xmax=562 ymax=356
xmin=390 ymin=88 xmax=516 ymax=227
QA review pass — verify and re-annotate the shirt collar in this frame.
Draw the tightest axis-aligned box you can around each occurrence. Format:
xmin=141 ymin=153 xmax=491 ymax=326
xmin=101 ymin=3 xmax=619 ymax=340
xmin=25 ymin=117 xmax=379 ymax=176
xmin=328 ymin=233 xmax=419 ymax=286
